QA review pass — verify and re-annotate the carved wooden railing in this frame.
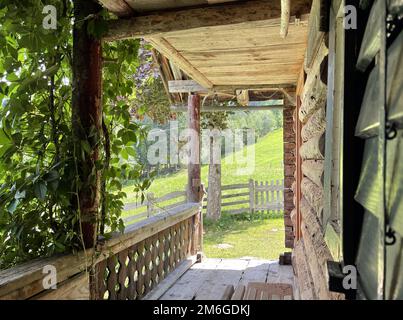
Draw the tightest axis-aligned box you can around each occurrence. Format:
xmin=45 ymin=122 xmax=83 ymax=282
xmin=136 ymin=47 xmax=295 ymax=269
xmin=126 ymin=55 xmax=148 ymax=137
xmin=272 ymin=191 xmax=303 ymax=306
xmin=91 ymin=203 xmax=201 ymax=300
xmin=0 ymin=202 xmax=201 ymax=300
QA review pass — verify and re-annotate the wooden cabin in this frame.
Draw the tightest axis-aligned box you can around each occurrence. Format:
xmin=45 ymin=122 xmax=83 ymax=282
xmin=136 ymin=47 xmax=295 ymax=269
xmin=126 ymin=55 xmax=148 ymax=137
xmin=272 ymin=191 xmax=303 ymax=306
xmin=0 ymin=0 xmax=402 ymax=300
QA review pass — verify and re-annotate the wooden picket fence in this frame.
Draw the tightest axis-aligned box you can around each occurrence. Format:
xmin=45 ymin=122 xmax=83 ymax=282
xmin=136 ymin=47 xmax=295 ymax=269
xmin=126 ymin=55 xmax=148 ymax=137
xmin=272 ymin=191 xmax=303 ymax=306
xmin=122 ymin=179 xmax=285 ymax=225
xmin=203 ymin=179 xmax=285 ymax=215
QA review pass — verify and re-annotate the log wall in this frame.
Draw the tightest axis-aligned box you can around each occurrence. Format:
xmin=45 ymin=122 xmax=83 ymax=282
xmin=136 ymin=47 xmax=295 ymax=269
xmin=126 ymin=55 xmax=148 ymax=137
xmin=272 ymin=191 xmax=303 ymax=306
xmin=291 ymin=4 xmax=343 ymax=298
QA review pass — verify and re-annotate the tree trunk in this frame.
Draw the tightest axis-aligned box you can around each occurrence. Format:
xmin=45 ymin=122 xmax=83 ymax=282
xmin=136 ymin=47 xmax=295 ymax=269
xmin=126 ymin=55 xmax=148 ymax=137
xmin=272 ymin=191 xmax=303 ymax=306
xmin=72 ymin=0 xmax=103 ymax=249
xmin=206 ymin=133 xmax=222 ymax=221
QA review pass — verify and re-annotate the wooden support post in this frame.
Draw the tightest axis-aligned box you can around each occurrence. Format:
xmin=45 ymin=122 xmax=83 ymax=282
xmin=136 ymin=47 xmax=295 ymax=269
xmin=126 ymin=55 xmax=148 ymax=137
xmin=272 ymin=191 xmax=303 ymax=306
xmin=187 ymin=94 xmax=202 ymax=255
xmin=249 ymin=179 xmax=255 ymax=214
xmin=72 ymin=0 xmax=103 ymax=249
xmin=146 ymin=193 xmax=155 ymax=217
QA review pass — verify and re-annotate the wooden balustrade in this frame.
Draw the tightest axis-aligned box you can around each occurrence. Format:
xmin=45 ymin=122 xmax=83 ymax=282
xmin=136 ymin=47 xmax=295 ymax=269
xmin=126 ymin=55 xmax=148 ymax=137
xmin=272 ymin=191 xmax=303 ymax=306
xmin=0 ymin=203 xmax=201 ymax=300
xmin=91 ymin=205 xmax=198 ymax=300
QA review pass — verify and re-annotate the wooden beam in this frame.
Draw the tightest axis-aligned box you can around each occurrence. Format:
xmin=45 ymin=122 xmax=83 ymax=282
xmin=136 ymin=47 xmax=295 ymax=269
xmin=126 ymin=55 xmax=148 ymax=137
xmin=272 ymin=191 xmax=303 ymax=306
xmin=280 ymin=0 xmax=291 ymax=38
xmin=98 ymin=0 xmax=133 ymax=17
xmin=147 ymin=37 xmax=213 ymax=88
xmin=171 ymin=104 xmax=284 ymax=112
xmin=168 ymin=80 xmax=208 ymax=93
xmin=236 ymin=90 xmax=249 ymax=106
xmin=103 ymin=0 xmax=312 ymax=41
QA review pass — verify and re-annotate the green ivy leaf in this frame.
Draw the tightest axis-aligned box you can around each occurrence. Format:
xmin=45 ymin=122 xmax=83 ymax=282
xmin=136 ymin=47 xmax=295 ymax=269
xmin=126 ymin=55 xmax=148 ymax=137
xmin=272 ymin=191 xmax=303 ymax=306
xmin=34 ymin=181 xmax=47 ymax=201
xmin=7 ymin=199 xmax=19 ymax=213
xmin=15 ymin=190 xmax=26 ymax=199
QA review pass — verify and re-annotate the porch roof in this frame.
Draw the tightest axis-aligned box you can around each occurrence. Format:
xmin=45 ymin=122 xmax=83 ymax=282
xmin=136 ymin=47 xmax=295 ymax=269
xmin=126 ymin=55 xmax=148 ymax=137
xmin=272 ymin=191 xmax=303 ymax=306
xmin=99 ymin=0 xmax=311 ymax=102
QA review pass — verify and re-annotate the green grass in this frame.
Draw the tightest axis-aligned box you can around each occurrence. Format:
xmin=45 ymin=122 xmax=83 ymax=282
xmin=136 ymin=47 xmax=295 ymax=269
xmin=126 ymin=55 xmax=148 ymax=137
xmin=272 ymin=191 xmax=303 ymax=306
xmin=123 ymin=128 xmax=284 ymax=202
xmin=203 ymin=214 xmax=286 ymax=259
xmin=122 ymin=128 xmax=285 ymax=259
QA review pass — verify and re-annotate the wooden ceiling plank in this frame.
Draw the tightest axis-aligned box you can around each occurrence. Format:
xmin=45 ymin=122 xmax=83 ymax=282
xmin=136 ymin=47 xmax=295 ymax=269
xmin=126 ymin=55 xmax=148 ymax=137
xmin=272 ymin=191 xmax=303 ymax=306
xmin=163 ymin=17 xmax=309 ymax=40
xmin=210 ymin=76 xmax=299 ymax=85
xmin=180 ymin=43 xmax=307 ymax=59
xmin=213 ymin=84 xmax=296 ymax=91
xmin=197 ymin=63 xmax=303 ymax=74
xmin=163 ymin=14 xmax=309 ymax=38
xmin=146 ymin=37 xmax=213 ymax=89
xmin=103 ymin=0 xmax=312 ymax=41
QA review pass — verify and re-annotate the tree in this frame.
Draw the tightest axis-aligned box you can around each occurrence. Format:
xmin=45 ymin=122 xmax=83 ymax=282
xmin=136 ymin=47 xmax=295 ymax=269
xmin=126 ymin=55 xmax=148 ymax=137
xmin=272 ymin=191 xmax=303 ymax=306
xmin=201 ymin=112 xmax=228 ymax=221
xmin=0 ymin=1 xmax=151 ymax=268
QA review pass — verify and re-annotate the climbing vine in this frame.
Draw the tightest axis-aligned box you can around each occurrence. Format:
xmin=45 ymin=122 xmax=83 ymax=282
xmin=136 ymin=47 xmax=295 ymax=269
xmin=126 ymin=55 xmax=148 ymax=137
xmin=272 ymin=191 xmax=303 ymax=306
xmin=0 ymin=1 xmax=154 ymax=269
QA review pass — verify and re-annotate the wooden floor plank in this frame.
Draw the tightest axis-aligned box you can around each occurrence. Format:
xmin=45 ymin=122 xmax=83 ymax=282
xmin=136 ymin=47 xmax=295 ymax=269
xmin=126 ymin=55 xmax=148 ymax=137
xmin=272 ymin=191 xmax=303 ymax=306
xmin=194 ymin=259 xmax=249 ymax=300
xmin=238 ymin=259 xmax=272 ymax=285
xmin=158 ymin=258 xmax=295 ymax=300
xmin=159 ymin=258 xmax=222 ymax=300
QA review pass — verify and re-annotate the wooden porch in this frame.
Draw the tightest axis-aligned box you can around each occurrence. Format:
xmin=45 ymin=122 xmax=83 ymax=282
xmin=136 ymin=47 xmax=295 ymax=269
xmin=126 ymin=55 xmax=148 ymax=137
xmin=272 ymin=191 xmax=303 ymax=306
xmin=145 ymin=258 xmax=295 ymax=300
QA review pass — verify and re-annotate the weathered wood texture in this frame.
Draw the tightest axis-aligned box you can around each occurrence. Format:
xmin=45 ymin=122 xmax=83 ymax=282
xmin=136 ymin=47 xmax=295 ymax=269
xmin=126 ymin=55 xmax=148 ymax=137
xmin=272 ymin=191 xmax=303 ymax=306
xmin=202 ymin=179 xmax=285 ymax=215
xmin=299 ymin=132 xmax=325 ymax=160
xmin=300 ymin=197 xmax=344 ymax=300
xmin=0 ymin=203 xmax=200 ymax=300
xmin=168 ymin=80 xmax=207 ymax=93
xmin=102 ymin=1 xmax=310 ymax=88
xmin=72 ymin=0 xmax=103 ymax=248
xmin=122 ymin=190 xmax=187 ymax=226
xmin=104 ymin=0 xmax=312 ymax=40
xmin=160 ymin=259 xmax=294 ymax=300
xmin=280 ymin=0 xmax=291 ymax=38
xmin=301 ymin=177 xmax=324 ymax=218
xmin=92 ymin=216 xmax=195 ymax=300
xmin=302 ymin=159 xmax=324 ymax=188
xmin=143 ymin=255 xmax=198 ymax=300
xmin=234 ymin=282 xmax=293 ymax=300
xmin=292 ymin=239 xmax=316 ymax=299
xmin=32 ymin=273 xmax=89 ymax=300
xmin=301 ymin=106 xmax=326 ymax=141
xmin=304 ymin=0 xmax=327 ymax=71
xmin=98 ymin=0 xmax=133 ymax=17
xmin=299 ymin=41 xmax=328 ymax=123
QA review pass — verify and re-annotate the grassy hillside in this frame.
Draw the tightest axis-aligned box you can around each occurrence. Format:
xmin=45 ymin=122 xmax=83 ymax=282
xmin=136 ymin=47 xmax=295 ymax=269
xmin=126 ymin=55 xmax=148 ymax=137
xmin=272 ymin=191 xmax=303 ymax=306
xmin=121 ymin=128 xmax=286 ymax=260
xmin=123 ymin=128 xmax=284 ymax=203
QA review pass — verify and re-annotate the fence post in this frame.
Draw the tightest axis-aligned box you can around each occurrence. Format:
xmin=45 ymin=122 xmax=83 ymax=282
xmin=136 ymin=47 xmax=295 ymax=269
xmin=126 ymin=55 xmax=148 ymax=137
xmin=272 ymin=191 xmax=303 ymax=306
xmin=249 ymin=179 xmax=255 ymax=214
xmin=147 ymin=193 xmax=155 ymax=217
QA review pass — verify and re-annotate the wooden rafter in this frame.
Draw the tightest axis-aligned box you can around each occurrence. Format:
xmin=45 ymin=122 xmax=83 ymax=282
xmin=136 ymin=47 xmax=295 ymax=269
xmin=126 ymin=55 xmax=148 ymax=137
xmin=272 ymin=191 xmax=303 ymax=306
xmin=280 ymin=0 xmax=291 ymax=38
xmin=103 ymin=0 xmax=312 ymax=41
xmin=98 ymin=0 xmax=133 ymax=17
xmin=147 ymin=37 xmax=213 ymax=88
